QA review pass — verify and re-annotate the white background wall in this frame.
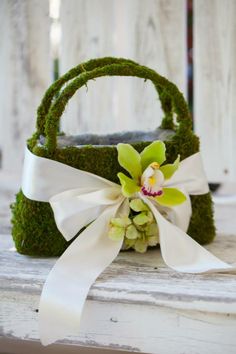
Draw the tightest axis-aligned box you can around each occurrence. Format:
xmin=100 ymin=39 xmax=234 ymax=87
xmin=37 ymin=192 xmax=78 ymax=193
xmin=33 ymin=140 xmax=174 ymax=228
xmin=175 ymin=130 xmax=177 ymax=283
xmin=0 ymin=0 xmax=50 ymax=172
xmin=0 ymin=0 xmax=235 ymax=183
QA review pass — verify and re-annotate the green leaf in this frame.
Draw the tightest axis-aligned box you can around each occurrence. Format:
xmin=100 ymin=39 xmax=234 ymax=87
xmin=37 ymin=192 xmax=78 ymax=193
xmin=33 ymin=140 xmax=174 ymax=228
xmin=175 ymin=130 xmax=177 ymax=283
xmin=117 ymin=172 xmax=140 ymax=197
xmin=133 ymin=212 xmax=150 ymax=226
xmin=108 ymin=226 xmax=125 ymax=241
xmin=110 ymin=217 xmax=131 ymax=228
xmin=155 ymin=187 xmax=187 ymax=207
xmin=140 ymin=141 xmax=166 ymax=171
xmin=160 ymin=155 xmax=180 ymax=180
xmin=117 ymin=143 xmax=142 ymax=180
xmin=126 ymin=224 xmax=140 ymax=239
xmin=129 ymin=198 xmax=148 ymax=212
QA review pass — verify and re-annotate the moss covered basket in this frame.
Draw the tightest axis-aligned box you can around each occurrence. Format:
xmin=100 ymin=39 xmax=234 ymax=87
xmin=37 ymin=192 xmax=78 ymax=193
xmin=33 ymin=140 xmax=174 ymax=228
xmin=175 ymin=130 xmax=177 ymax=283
xmin=11 ymin=57 xmax=215 ymax=256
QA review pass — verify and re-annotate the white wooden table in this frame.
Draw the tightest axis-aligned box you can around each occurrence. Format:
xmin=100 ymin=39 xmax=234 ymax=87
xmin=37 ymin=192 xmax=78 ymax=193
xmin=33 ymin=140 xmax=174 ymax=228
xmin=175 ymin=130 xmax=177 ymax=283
xmin=1 ymin=172 xmax=236 ymax=354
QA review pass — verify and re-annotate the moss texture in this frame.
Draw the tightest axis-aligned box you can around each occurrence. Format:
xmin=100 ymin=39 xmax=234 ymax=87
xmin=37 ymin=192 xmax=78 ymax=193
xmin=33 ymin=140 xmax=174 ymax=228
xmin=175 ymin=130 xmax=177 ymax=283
xmin=11 ymin=57 xmax=215 ymax=256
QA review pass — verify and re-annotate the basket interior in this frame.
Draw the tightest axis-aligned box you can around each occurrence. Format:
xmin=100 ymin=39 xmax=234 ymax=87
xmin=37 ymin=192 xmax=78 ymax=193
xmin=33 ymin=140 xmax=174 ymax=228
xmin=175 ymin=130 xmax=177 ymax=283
xmin=39 ymin=128 xmax=175 ymax=148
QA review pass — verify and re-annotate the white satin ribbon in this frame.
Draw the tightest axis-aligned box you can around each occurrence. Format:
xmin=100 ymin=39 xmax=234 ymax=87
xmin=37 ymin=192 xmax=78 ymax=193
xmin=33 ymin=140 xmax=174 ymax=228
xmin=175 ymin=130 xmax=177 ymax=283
xmin=21 ymin=147 xmax=236 ymax=345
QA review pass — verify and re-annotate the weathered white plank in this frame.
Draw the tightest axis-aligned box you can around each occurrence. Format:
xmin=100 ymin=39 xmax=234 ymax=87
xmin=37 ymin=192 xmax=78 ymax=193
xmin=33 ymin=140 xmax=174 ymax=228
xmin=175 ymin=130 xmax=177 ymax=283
xmin=1 ymin=289 xmax=236 ymax=354
xmin=0 ymin=338 xmax=130 ymax=354
xmin=1 ymin=232 xmax=236 ymax=353
xmin=59 ymin=0 xmax=116 ymax=135
xmin=59 ymin=0 xmax=186 ymax=136
xmin=130 ymin=0 xmax=187 ymax=132
xmin=0 ymin=0 xmax=50 ymax=173
xmin=194 ymin=0 xmax=236 ymax=182
xmin=2 ymin=174 xmax=236 ymax=353
xmin=1 ymin=232 xmax=236 ymax=311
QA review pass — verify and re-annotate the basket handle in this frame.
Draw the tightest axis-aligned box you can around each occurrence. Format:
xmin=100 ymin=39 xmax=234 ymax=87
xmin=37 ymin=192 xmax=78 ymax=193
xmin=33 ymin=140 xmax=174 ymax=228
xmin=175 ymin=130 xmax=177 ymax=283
xmin=43 ymin=59 xmax=192 ymax=153
xmin=36 ymin=57 xmax=174 ymax=136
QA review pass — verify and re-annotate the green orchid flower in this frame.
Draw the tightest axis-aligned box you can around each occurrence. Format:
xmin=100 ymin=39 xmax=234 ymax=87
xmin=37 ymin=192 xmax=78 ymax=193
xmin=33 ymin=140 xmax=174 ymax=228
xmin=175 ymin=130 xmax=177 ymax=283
xmin=117 ymin=140 xmax=186 ymax=207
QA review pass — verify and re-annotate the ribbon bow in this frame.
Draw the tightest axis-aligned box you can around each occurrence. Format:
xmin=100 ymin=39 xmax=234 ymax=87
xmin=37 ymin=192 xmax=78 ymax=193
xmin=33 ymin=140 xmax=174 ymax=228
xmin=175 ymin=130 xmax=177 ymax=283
xmin=22 ymin=147 xmax=235 ymax=346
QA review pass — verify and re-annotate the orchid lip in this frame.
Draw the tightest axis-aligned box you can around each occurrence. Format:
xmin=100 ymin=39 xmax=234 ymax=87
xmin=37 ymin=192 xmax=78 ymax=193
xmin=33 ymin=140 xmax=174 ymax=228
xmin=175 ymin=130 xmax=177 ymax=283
xmin=141 ymin=186 xmax=163 ymax=197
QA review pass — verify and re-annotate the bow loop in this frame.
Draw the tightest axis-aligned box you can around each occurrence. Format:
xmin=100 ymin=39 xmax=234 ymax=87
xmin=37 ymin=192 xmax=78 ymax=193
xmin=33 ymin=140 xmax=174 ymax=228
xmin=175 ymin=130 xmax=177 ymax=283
xmin=49 ymin=186 xmax=124 ymax=241
xmin=164 ymin=152 xmax=210 ymax=195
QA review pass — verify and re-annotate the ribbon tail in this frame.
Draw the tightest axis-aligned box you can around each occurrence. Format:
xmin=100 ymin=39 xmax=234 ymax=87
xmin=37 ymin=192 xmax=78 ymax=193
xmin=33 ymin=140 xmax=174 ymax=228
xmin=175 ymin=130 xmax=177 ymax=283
xmin=39 ymin=202 xmax=124 ymax=346
xmin=143 ymin=197 xmax=236 ymax=274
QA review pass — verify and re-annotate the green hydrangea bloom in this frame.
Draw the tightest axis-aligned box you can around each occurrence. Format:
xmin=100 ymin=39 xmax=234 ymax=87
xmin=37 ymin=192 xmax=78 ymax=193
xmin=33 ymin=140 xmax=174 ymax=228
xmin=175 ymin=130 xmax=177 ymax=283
xmin=109 ymin=198 xmax=160 ymax=253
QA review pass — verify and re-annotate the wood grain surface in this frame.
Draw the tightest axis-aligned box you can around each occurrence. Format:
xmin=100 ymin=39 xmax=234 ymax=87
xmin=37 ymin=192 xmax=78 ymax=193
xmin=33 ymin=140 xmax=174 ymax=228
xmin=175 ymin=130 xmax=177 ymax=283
xmin=0 ymin=0 xmax=50 ymax=173
xmin=194 ymin=0 xmax=236 ymax=182
xmin=1 ymin=174 xmax=236 ymax=353
xmin=59 ymin=0 xmax=186 ymax=136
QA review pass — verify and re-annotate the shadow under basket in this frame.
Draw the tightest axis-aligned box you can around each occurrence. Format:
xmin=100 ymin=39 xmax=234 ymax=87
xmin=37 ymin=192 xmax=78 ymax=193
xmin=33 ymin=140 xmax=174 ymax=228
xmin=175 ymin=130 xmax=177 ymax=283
xmin=11 ymin=57 xmax=215 ymax=256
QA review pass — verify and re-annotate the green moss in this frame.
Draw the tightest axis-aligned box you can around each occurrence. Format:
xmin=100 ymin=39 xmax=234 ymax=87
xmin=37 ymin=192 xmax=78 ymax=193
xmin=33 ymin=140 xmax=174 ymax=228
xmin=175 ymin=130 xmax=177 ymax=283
xmin=11 ymin=129 xmax=215 ymax=256
xmin=188 ymin=193 xmax=215 ymax=245
xmin=11 ymin=192 xmax=67 ymax=256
